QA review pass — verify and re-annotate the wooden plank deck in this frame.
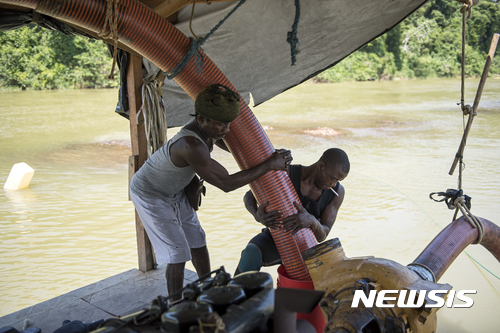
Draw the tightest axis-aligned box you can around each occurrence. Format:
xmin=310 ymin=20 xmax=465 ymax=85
xmin=0 ymin=265 xmax=198 ymax=333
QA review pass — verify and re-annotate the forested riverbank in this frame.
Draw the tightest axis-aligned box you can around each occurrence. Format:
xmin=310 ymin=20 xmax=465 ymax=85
xmin=315 ymin=0 xmax=500 ymax=82
xmin=1 ymin=0 xmax=499 ymax=90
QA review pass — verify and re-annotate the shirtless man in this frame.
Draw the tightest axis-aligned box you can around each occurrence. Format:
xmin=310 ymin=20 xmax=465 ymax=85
xmin=235 ymin=148 xmax=349 ymax=274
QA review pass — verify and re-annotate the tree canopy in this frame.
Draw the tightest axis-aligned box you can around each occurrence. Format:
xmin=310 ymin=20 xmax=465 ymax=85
xmin=0 ymin=25 xmax=117 ymax=89
xmin=1 ymin=0 xmax=499 ymax=89
xmin=316 ymin=0 xmax=500 ymax=82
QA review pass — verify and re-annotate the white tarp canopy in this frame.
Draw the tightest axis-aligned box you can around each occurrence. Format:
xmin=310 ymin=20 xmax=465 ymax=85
xmin=142 ymin=0 xmax=428 ymax=128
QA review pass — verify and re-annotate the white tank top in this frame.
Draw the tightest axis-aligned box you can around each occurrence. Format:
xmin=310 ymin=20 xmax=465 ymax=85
xmin=130 ymin=124 xmax=212 ymax=203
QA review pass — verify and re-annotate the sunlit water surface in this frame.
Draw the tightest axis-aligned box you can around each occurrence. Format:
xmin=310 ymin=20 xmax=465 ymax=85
xmin=1 ymin=79 xmax=499 ymax=332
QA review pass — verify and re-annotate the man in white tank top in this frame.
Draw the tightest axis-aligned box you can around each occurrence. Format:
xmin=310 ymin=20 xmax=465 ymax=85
xmin=130 ymin=84 xmax=292 ymax=300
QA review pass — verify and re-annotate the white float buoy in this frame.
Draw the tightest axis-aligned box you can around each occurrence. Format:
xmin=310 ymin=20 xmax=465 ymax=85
xmin=4 ymin=162 xmax=35 ymax=190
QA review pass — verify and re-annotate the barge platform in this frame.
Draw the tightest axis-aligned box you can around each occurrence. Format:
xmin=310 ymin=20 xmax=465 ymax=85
xmin=0 ymin=265 xmax=198 ymax=333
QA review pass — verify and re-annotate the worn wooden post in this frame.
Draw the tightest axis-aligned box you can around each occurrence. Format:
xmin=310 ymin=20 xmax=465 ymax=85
xmin=127 ymin=53 xmax=155 ymax=272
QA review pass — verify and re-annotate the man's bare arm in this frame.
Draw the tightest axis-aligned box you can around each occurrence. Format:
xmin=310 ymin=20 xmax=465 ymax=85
xmin=244 ymin=190 xmax=282 ymax=228
xmin=178 ymin=138 xmax=292 ymax=192
xmin=315 ymin=184 xmax=345 ymax=241
xmin=281 ymin=184 xmax=345 ymax=242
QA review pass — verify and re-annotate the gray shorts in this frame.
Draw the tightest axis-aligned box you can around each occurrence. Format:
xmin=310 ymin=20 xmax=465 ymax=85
xmin=130 ymin=191 xmax=206 ymax=264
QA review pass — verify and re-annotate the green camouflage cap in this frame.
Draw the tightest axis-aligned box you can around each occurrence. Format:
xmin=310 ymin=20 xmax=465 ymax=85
xmin=195 ymin=84 xmax=241 ymax=122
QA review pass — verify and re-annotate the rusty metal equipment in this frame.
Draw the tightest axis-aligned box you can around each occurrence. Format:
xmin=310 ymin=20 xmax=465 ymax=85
xmin=301 ymin=215 xmax=500 ymax=333
xmin=302 ymin=239 xmax=452 ymax=333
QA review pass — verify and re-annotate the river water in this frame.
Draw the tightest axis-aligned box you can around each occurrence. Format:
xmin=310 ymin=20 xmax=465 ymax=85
xmin=1 ymin=79 xmax=499 ymax=332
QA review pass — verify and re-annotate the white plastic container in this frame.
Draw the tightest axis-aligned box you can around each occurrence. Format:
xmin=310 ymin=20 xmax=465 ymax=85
xmin=4 ymin=162 xmax=35 ymax=190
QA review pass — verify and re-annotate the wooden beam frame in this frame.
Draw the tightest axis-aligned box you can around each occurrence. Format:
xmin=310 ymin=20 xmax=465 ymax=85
xmin=65 ymin=22 xmax=142 ymax=58
xmin=127 ymin=53 xmax=155 ymax=272
xmin=153 ymin=0 xmax=235 ymax=19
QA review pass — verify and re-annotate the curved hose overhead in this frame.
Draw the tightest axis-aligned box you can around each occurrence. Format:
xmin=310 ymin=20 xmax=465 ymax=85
xmin=0 ymin=0 xmax=318 ymax=280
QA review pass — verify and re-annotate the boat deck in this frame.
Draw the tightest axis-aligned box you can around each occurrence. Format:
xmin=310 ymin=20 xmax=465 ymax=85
xmin=0 ymin=265 xmax=198 ymax=333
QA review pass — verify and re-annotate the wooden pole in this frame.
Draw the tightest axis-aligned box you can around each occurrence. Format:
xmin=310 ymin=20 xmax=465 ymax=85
xmin=127 ymin=53 xmax=155 ymax=272
xmin=449 ymin=33 xmax=499 ymax=176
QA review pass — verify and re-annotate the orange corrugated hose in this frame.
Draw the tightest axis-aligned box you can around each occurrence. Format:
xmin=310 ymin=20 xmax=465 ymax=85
xmin=1 ymin=0 xmax=318 ymax=280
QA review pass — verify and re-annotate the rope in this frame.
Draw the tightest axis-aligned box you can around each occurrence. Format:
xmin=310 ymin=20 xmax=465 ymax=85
xmin=457 ymin=0 xmax=475 ymax=165
xmin=456 ymin=0 xmax=478 ymax=176
xmin=457 ymin=0 xmax=476 ymax=125
xmin=164 ymin=37 xmax=204 ymax=79
xmin=429 ymin=189 xmax=484 ymax=244
xmin=287 ymin=0 xmax=301 ymax=66
xmin=164 ymin=0 xmax=247 ymax=80
xmin=448 ymin=1 xmax=478 ymax=177
xmin=141 ymin=73 xmax=168 ymax=157
xmin=31 ymin=10 xmax=39 ymax=24
xmin=460 ymin=3 xmax=466 ymax=111
xmin=99 ymin=0 xmax=120 ymax=79
xmin=355 ymin=171 xmax=498 ymax=281
xmin=166 ymin=0 xmax=300 ymax=76
xmin=189 ymin=0 xmax=200 ymax=41
xmin=457 ymin=0 xmax=475 ymax=19
xmin=453 ymin=196 xmax=484 ymax=243
xmin=433 ymin=1 xmax=484 ymax=242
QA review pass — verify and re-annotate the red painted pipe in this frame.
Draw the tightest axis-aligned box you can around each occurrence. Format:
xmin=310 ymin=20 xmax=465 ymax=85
xmin=0 ymin=0 xmax=318 ymax=280
xmin=412 ymin=216 xmax=500 ymax=282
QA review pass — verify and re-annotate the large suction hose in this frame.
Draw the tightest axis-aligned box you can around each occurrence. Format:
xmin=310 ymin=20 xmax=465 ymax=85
xmin=0 ymin=0 xmax=317 ymax=280
xmin=412 ymin=216 xmax=500 ymax=281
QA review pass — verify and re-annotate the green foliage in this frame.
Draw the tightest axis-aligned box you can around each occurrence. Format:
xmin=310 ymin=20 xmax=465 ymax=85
xmin=1 ymin=1 xmax=499 ymax=88
xmin=0 ymin=25 xmax=118 ymax=90
xmin=316 ymin=0 xmax=500 ymax=82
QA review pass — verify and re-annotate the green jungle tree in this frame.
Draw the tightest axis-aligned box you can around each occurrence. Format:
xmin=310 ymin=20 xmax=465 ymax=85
xmin=0 ymin=0 xmax=499 ymax=88
xmin=0 ymin=25 xmax=117 ymax=89
xmin=316 ymin=0 xmax=500 ymax=82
